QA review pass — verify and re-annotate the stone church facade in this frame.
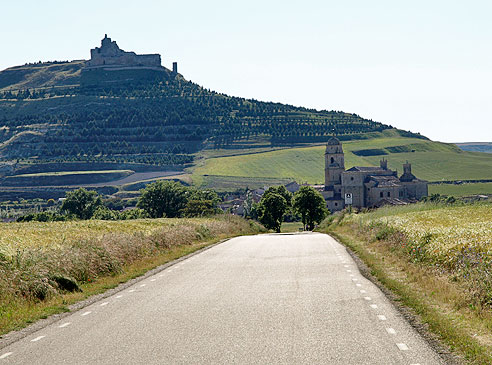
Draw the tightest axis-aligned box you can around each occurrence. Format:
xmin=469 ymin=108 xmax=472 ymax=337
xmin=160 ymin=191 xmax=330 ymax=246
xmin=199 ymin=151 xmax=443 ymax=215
xmin=322 ymin=137 xmax=428 ymax=211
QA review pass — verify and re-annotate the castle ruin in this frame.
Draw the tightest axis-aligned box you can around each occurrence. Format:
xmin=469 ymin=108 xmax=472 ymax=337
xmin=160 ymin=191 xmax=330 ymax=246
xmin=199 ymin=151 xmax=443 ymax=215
xmin=86 ymin=34 xmax=164 ymax=70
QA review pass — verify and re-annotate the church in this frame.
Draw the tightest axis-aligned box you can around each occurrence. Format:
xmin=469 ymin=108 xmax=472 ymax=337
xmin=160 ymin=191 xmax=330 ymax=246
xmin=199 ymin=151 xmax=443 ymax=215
xmin=321 ymin=137 xmax=428 ymax=211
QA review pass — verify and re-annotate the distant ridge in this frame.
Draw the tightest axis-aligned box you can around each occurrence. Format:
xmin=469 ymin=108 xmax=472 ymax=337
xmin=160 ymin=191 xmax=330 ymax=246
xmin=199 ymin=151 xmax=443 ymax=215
xmin=456 ymin=142 xmax=492 ymax=153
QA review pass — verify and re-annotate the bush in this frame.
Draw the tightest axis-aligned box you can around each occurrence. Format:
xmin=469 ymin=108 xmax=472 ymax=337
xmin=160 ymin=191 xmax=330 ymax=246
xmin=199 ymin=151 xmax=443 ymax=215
xmin=61 ymin=188 xmax=103 ymax=219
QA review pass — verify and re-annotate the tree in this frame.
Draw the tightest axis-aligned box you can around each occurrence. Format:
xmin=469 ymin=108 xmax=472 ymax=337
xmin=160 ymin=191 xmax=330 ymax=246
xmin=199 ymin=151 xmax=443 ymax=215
xmin=258 ymin=193 xmax=288 ymax=233
xmin=263 ymin=185 xmax=292 ymax=206
xmin=137 ymin=181 xmax=189 ymax=218
xmin=61 ymin=188 xmax=103 ymax=219
xmin=293 ymin=186 xmax=328 ymax=231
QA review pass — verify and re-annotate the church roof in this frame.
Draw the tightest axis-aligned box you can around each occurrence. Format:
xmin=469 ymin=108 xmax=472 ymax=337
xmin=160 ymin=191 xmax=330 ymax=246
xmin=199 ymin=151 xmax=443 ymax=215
xmin=327 ymin=136 xmax=341 ymax=145
xmin=367 ymin=175 xmax=402 ymax=187
xmin=347 ymin=166 xmax=384 ymax=172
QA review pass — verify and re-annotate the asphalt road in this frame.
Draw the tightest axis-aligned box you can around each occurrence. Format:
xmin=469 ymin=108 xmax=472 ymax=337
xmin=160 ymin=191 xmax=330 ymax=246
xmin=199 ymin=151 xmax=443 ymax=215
xmin=0 ymin=233 xmax=443 ymax=364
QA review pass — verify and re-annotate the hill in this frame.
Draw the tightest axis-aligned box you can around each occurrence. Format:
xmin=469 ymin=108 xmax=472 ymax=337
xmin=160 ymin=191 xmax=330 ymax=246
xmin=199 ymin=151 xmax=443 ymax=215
xmin=457 ymin=142 xmax=492 ymax=153
xmin=0 ymin=58 xmax=420 ymax=174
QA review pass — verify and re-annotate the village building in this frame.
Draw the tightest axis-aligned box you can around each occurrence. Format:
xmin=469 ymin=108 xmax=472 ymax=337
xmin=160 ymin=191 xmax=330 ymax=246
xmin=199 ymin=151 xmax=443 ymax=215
xmin=322 ymin=137 xmax=428 ymax=211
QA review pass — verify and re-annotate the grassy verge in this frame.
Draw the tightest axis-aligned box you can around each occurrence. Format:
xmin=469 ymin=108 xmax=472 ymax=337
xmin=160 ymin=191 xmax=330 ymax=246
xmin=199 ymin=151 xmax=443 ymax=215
xmin=0 ymin=215 xmax=265 ymax=335
xmin=320 ymin=204 xmax=492 ymax=364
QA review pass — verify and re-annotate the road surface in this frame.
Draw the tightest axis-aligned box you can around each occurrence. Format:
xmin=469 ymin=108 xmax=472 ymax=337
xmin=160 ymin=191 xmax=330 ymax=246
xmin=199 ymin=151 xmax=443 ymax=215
xmin=0 ymin=233 xmax=443 ymax=364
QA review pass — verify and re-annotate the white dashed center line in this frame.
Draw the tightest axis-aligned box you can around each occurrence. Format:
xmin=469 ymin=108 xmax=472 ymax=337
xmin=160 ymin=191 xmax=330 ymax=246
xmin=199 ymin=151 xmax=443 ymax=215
xmin=364 ymin=297 xmax=371 ymax=301
xmin=116 ymin=295 xmax=123 ymax=298
xmin=346 ymin=270 xmax=352 ymax=272
xmin=343 ymin=265 xmax=349 ymax=268
xmin=370 ymin=304 xmax=378 ymax=309
xmin=377 ymin=315 xmax=387 ymax=321
xmin=158 ymin=274 xmax=164 ymax=278
xmin=129 ymin=289 xmax=136 ymax=293
xmin=356 ymin=283 xmax=362 ymax=287
xmin=100 ymin=302 xmax=109 ymax=307
xmin=386 ymin=327 xmax=397 ymax=335
xmin=150 ymin=279 xmax=156 ymax=282
xmin=81 ymin=311 xmax=92 ymax=316
xmin=59 ymin=322 xmax=71 ymax=328
xmin=396 ymin=343 xmax=409 ymax=351
xmin=140 ymin=284 xmax=146 ymax=287
xmin=360 ymin=289 xmax=366 ymax=294
xmin=0 ymin=352 xmax=13 ymax=359
xmin=352 ymin=278 xmax=358 ymax=281
xmin=31 ymin=336 xmax=45 ymax=342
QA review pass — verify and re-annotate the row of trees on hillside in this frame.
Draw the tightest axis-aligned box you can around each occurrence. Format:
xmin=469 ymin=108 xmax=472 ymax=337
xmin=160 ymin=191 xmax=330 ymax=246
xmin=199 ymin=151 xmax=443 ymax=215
xmin=0 ymin=70 xmax=392 ymax=161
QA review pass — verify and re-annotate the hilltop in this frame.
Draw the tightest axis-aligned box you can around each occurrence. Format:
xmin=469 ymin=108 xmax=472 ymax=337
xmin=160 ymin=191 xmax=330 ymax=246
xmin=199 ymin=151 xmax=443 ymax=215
xmin=0 ymin=36 xmax=423 ymax=174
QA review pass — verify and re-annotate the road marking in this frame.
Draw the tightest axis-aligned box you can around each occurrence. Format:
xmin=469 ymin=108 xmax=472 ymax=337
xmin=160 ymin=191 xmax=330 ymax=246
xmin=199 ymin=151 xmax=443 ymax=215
xmin=150 ymin=279 xmax=156 ymax=282
xmin=346 ymin=270 xmax=352 ymax=272
xmin=0 ymin=352 xmax=13 ymax=359
xmin=59 ymin=322 xmax=71 ymax=328
xmin=352 ymin=278 xmax=358 ymax=281
xmin=364 ymin=296 xmax=371 ymax=301
xmin=158 ymin=274 xmax=164 ymax=278
xmin=116 ymin=295 xmax=123 ymax=298
xmin=356 ymin=283 xmax=362 ymax=287
xmin=81 ymin=311 xmax=92 ymax=316
xmin=377 ymin=315 xmax=387 ymax=321
xmin=386 ymin=327 xmax=396 ymax=335
xmin=129 ymin=289 xmax=136 ymax=292
xmin=396 ymin=343 xmax=409 ymax=351
xmin=31 ymin=336 xmax=45 ymax=342
xmin=349 ymin=274 xmax=355 ymax=277
xmin=360 ymin=289 xmax=366 ymax=293
xmin=100 ymin=302 xmax=109 ymax=306
xmin=343 ymin=265 xmax=349 ymax=268
xmin=166 ymin=269 xmax=173 ymax=273
xmin=140 ymin=284 xmax=146 ymax=287
xmin=370 ymin=304 xmax=378 ymax=309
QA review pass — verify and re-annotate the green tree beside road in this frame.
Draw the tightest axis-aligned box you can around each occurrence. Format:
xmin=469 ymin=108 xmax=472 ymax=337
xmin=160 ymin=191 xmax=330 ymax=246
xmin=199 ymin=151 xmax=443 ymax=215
xmin=257 ymin=186 xmax=293 ymax=233
xmin=293 ymin=186 xmax=328 ymax=231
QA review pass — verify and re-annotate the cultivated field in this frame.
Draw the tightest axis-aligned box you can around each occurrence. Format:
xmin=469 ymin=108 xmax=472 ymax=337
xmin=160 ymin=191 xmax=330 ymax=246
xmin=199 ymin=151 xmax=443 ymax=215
xmin=193 ymin=131 xmax=492 ymax=188
xmin=429 ymin=182 xmax=492 ymax=197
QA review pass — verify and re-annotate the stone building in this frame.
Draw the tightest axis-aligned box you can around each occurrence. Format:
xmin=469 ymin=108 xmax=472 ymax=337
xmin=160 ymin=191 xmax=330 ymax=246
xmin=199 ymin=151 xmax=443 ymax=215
xmin=86 ymin=34 xmax=162 ymax=69
xmin=322 ymin=137 xmax=428 ymax=211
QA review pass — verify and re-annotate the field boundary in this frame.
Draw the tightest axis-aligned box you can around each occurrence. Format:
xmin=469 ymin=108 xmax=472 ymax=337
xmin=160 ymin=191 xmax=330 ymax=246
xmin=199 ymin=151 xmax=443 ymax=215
xmin=0 ymin=237 xmax=229 ymax=350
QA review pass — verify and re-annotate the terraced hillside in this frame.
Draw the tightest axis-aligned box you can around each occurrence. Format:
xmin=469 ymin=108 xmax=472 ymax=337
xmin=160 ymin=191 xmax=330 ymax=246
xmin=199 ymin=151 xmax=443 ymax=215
xmin=0 ymin=60 xmax=400 ymax=171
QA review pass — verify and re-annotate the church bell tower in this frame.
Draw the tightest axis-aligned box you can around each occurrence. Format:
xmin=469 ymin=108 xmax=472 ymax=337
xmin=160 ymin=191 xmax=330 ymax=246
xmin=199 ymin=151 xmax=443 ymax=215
xmin=324 ymin=136 xmax=345 ymax=190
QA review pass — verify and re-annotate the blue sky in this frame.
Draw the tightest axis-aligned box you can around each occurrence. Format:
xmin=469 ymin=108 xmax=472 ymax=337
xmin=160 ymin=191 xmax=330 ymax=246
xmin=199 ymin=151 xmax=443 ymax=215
xmin=2 ymin=0 xmax=491 ymax=142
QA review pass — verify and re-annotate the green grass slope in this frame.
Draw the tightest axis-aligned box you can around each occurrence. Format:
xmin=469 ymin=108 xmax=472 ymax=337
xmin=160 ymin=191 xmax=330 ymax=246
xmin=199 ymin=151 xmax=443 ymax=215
xmin=193 ymin=130 xmax=492 ymax=188
xmin=0 ymin=61 xmax=84 ymax=91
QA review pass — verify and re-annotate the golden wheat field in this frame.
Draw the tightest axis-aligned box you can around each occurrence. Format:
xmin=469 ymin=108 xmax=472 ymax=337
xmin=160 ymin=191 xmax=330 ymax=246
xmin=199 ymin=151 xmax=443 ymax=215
xmin=0 ymin=218 xmax=226 ymax=255
xmin=356 ymin=204 xmax=492 ymax=255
